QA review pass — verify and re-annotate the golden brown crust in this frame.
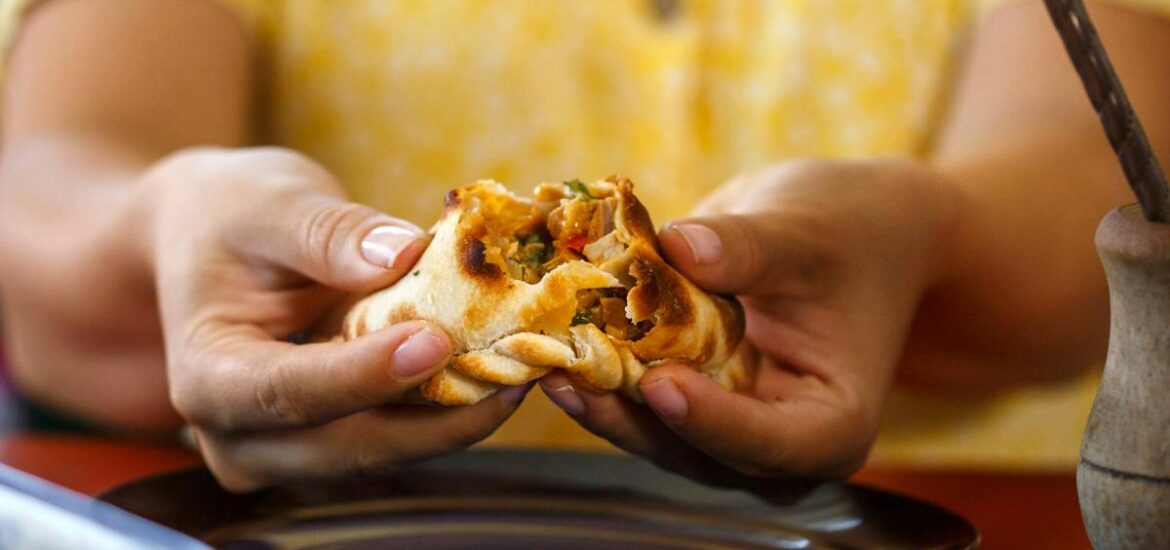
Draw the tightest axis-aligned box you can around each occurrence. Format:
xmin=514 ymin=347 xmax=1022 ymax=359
xmin=459 ymin=238 xmax=504 ymax=279
xmin=628 ymin=255 xmax=745 ymax=367
xmin=608 ymin=175 xmax=660 ymax=246
xmin=451 ymin=352 xmax=549 ymax=385
xmin=421 ymin=368 xmax=500 ymax=405
xmin=717 ymin=294 xmax=747 ymax=358
xmin=338 ymin=177 xmax=748 ymax=405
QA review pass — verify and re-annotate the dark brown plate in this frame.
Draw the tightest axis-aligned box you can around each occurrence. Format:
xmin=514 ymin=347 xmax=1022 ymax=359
xmin=100 ymin=449 xmax=978 ymax=549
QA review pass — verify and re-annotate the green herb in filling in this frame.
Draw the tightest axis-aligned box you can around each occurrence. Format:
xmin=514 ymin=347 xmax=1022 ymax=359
xmin=508 ymin=233 xmax=552 ymax=283
xmin=564 ymin=179 xmax=594 ymax=201
xmin=570 ymin=310 xmax=592 ymax=326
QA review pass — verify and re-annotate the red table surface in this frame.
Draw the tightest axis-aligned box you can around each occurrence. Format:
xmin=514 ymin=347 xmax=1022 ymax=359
xmin=0 ymin=434 xmax=1090 ymax=550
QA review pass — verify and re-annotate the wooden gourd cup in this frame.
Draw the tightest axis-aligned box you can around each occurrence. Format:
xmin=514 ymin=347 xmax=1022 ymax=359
xmin=1080 ymin=204 xmax=1170 ymax=549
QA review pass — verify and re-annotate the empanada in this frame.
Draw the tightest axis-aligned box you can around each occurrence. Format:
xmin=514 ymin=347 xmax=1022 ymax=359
xmin=341 ymin=177 xmax=748 ymax=405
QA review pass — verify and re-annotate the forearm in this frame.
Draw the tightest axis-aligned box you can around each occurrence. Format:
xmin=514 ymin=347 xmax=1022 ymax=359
xmin=0 ymin=135 xmax=170 ymax=428
xmin=0 ymin=0 xmax=253 ymax=428
xmin=0 ymin=135 xmax=156 ymax=283
xmin=1 ymin=0 xmax=254 ymax=279
xmin=898 ymin=2 xmax=1170 ymax=390
xmin=903 ymin=131 xmax=1122 ymax=390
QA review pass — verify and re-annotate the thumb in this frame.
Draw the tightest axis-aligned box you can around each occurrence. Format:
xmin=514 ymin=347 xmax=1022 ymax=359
xmin=659 ymin=213 xmax=828 ymax=296
xmin=236 ymin=196 xmax=428 ymax=293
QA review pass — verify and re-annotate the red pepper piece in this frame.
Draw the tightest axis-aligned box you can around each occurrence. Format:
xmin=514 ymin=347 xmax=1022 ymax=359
xmin=566 ymin=234 xmax=589 ymax=253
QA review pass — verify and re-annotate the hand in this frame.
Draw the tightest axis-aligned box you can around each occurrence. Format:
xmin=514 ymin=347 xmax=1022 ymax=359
xmin=141 ymin=147 xmax=530 ymax=491
xmin=541 ymin=158 xmax=958 ymax=481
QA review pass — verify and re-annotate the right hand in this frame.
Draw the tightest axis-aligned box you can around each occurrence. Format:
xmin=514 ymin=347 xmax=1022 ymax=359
xmin=541 ymin=158 xmax=958 ymax=482
xmin=141 ymin=147 xmax=529 ymax=491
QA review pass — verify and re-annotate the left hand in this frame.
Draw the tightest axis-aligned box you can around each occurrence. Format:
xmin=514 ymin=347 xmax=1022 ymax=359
xmin=541 ymin=158 xmax=959 ymax=482
xmin=143 ymin=147 xmax=531 ymax=490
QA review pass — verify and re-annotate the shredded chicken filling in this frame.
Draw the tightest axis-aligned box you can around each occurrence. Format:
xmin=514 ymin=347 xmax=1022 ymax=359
xmin=487 ymin=181 xmax=619 ymax=284
xmin=476 ymin=180 xmax=651 ymax=339
xmin=572 ymin=288 xmax=652 ymax=340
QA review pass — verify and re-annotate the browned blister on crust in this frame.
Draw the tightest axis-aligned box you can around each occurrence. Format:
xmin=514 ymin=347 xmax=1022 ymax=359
xmin=339 ymin=177 xmax=748 ymax=405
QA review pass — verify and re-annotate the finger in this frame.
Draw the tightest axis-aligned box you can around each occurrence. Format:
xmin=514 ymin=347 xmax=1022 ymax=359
xmin=202 ymin=383 xmax=533 ymax=492
xmin=639 ymin=364 xmax=871 ymax=478
xmin=540 ymin=372 xmax=675 ymax=457
xmin=172 ymin=320 xmax=453 ymax=431
xmin=658 ymin=213 xmax=835 ymax=297
xmin=245 ymin=284 xmax=345 ymax=338
xmin=232 ymin=193 xmax=429 ymax=294
xmin=539 ymin=373 xmax=735 ymax=484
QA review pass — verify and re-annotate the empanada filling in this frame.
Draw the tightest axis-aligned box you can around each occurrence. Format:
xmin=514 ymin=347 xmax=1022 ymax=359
xmin=474 ymin=180 xmax=651 ymax=340
xmin=572 ymin=287 xmax=652 ymax=340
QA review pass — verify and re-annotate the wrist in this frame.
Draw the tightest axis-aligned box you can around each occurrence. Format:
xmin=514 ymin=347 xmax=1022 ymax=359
xmin=122 ymin=147 xmax=209 ymax=287
xmin=914 ymin=161 xmax=968 ymax=292
xmin=868 ymin=156 xmax=967 ymax=293
xmin=127 ymin=146 xmax=239 ymax=283
xmin=0 ymin=134 xmax=162 ymax=285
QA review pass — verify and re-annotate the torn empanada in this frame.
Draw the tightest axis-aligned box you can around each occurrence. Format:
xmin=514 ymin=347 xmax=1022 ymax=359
xmin=341 ymin=177 xmax=748 ymax=405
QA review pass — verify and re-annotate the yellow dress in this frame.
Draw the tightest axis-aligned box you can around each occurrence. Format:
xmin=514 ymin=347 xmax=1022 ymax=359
xmin=2 ymin=0 xmax=1167 ymax=470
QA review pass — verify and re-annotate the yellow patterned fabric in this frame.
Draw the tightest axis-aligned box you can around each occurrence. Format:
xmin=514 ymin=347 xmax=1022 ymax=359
xmin=0 ymin=0 xmax=36 ymax=92
xmin=218 ymin=0 xmax=970 ymax=225
xmin=1 ymin=0 xmax=1167 ymax=470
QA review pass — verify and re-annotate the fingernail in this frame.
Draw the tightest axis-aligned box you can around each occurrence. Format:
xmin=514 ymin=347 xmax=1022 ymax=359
xmin=392 ymin=329 xmax=448 ymax=378
xmin=361 ymin=225 xmax=421 ymax=269
xmin=544 ymin=384 xmax=585 ymax=417
xmin=498 ymin=383 xmax=534 ymax=406
xmin=643 ymin=377 xmax=688 ymax=420
xmin=670 ymin=223 xmax=723 ymax=265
